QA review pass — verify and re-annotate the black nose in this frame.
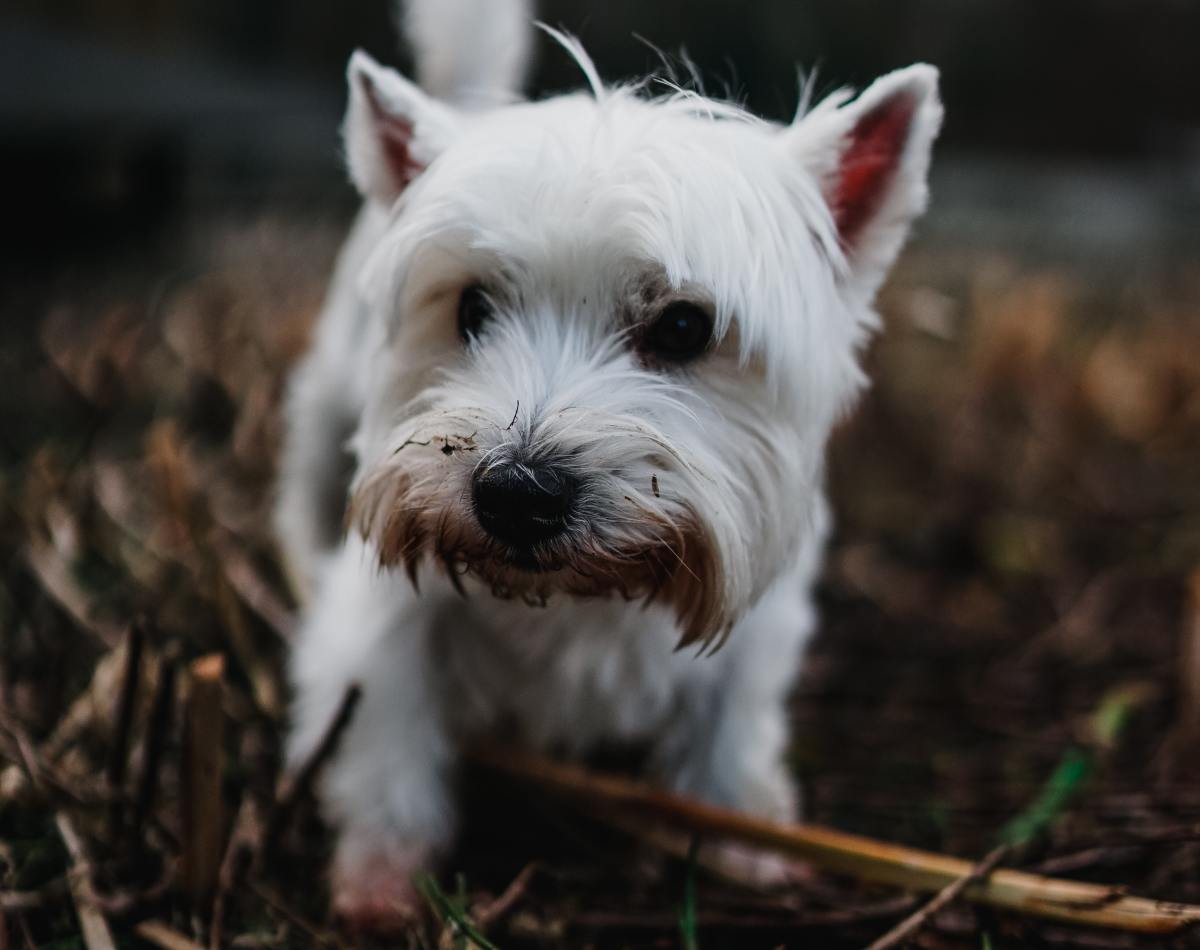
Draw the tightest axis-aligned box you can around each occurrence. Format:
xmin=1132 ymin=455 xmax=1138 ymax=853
xmin=472 ymin=461 xmax=577 ymax=550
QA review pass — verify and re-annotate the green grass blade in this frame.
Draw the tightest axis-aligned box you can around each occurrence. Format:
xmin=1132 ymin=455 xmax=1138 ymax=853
xmin=415 ymin=873 xmax=502 ymax=950
xmin=677 ymin=836 xmax=701 ymax=950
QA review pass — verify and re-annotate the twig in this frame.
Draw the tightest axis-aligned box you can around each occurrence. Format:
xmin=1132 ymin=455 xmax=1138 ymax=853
xmin=211 ymin=795 xmax=263 ymax=950
xmin=0 ymin=704 xmax=91 ymax=807
xmin=249 ymin=882 xmax=340 ymax=948
xmin=1028 ymin=826 xmax=1200 ymax=877
xmin=134 ymin=657 xmax=177 ymax=835
xmin=22 ymin=540 xmax=121 ymax=648
xmin=213 ymin=539 xmax=296 ymax=642
xmin=2 ymin=640 xmax=156 ymax=796
xmin=13 ymin=907 xmax=37 ymax=950
xmin=0 ymin=713 xmax=45 ymax=793
xmin=54 ymin=813 xmax=117 ymax=950
xmin=211 ymin=573 xmax=283 ymax=719
xmin=567 ymin=903 xmax=917 ymax=932
xmin=474 ymin=862 xmax=539 ymax=928
xmin=134 ymin=920 xmax=208 ymax=950
xmin=181 ymin=653 xmax=226 ymax=912
xmin=864 ymin=844 xmax=1011 ymax=950
xmin=106 ymin=624 xmax=144 ymax=836
xmin=260 ymin=683 xmax=362 ymax=862
xmin=470 ymin=745 xmax=1200 ymax=935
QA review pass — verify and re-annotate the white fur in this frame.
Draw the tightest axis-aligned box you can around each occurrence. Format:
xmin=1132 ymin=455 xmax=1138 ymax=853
xmin=403 ymin=0 xmax=532 ymax=107
xmin=277 ymin=0 xmax=941 ymax=918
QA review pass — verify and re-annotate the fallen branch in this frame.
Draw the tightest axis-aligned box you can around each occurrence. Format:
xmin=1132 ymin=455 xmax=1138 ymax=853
xmin=470 ymin=746 xmax=1200 ymax=936
xmin=864 ymin=844 xmax=1010 ymax=950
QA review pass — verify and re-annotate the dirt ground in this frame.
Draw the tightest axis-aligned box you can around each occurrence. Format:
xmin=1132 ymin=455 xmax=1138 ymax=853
xmin=2 ymin=213 xmax=1199 ymax=948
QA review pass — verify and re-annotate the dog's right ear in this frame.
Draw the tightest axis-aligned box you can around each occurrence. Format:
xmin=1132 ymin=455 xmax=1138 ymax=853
xmin=344 ymin=51 xmax=462 ymax=205
xmin=786 ymin=65 xmax=942 ymax=299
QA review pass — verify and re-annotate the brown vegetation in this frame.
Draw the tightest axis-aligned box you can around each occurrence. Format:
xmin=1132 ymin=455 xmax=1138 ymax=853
xmin=2 ymin=218 xmax=1199 ymax=947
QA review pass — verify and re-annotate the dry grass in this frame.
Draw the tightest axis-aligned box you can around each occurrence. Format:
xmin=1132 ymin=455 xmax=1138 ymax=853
xmin=2 ymin=213 xmax=1199 ymax=948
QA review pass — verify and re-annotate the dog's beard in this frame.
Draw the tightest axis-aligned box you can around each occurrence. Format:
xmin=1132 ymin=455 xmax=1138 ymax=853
xmin=348 ymin=426 xmax=730 ymax=649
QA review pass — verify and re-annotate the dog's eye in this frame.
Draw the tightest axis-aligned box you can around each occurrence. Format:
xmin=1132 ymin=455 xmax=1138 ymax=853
xmin=642 ymin=302 xmax=713 ymax=363
xmin=458 ymin=285 xmax=494 ymax=342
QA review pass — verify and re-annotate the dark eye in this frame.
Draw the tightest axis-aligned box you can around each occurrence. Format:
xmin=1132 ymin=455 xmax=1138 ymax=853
xmin=458 ymin=285 xmax=494 ymax=342
xmin=642 ymin=302 xmax=713 ymax=363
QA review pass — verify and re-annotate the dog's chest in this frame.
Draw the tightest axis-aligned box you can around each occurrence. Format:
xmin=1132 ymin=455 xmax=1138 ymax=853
xmin=431 ymin=592 xmax=719 ymax=753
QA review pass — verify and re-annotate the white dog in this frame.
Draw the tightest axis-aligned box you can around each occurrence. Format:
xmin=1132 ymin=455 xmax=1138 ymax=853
xmin=277 ymin=0 xmax=941 ymax=925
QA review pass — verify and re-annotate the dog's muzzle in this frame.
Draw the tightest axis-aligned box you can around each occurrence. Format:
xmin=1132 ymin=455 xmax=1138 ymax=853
xmin=471 ymin=460 xmax=577 ymax=554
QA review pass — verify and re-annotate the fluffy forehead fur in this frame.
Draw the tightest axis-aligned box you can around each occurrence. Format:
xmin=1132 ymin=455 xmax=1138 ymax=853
xmin=362 ymin=86 xmax=866 ymax=418
xmin=341 ymin=41 xmax=941 ymax=647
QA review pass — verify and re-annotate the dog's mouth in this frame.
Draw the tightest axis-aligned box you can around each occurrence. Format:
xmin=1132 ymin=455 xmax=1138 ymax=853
xmin=351 ymin=465 xmax=730 ymax=648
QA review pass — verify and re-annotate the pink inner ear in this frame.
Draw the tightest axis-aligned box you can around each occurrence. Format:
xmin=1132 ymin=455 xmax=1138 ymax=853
xmin=833 ymin=91 xmax=917 ymax=249
xmin=361 ymin=80 xmax=425 ymax=190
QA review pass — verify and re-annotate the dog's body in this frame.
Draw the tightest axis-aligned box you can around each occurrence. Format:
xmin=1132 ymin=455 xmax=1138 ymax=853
xmin=277 ymin=0 xmax=941 ymax=923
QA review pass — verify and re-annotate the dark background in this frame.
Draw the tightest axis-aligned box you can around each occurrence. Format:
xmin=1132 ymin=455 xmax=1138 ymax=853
xmin=4 ymin=0 xmax=1200 ymax=267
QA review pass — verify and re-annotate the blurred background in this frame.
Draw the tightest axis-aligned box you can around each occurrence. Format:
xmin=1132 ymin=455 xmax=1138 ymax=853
xmin=3 ymin=3 xmax=1200 ymax=947
xmin=4 ymin=0 xmax=1200 ymax=268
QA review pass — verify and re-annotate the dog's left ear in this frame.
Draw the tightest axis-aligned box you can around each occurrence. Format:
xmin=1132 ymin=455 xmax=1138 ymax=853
xmin=788 ymin=65 xmax=942 ymax=296
xmin=343 ymin=50 xmax=463 ymax=205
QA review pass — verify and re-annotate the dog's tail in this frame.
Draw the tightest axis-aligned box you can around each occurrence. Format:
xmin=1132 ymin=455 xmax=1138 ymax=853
xmin=400 ymin=0 xmax=533 ymax=107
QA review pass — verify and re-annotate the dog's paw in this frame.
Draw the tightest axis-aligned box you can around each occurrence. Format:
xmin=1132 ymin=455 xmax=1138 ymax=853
xmin=332 ymin=846 xmax=430 ymax=932
xmin=703 ymin=841 xmax=813 ymax=890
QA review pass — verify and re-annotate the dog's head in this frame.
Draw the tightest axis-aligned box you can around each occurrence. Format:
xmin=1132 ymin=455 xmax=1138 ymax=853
xmin=342 ymin=43 xmax=942 ymax=648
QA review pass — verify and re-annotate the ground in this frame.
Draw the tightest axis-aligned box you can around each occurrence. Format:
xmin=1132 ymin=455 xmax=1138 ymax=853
xmin=2 ymin=212 xmax=1199 ymax=948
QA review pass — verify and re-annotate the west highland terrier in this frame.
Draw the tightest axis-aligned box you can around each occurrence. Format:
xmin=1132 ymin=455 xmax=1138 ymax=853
xmin=277 ymin=0 xmax=942 ymax=925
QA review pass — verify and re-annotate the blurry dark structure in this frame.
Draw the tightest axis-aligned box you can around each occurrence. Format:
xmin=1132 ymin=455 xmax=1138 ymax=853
xmin=4 ymin=0 xmax=1200 ymax=266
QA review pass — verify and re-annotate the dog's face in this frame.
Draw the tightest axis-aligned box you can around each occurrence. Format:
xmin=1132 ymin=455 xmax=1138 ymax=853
xmin=342 ymin=48 xmax=942 ymax=647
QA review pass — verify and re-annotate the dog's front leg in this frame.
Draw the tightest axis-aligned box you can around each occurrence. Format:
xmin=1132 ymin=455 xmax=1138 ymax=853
xmin=288 ymin=537 xmax=455 ymax=929
xmin=653 ymin=595 xmax=812 ymax=885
